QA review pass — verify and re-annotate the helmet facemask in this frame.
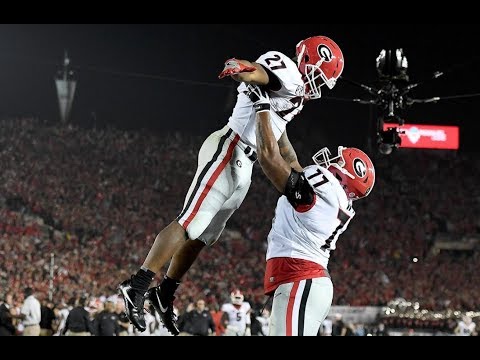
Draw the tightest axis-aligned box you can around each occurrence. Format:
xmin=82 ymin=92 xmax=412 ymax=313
xmin=303 ymin=62 xmax=325 ymax=100
xmin=230 ymin=290 xmax=244 ymax=306
xmin=313 ymin=147 xmax=353 ymax=179
xmin=313 ymin=147 xmax=375 ymax=201
xmin=313 ymin=147 xmax=358 ymax=199
xmin=297 ymin=44 xmax=339 ymax=100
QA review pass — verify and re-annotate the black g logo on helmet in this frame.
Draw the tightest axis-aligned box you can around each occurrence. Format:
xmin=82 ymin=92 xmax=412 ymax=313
xmin=318 ymin=45 xmax=333 ymax=62
xmin=354 ymin=159 xmax=367 ymax=178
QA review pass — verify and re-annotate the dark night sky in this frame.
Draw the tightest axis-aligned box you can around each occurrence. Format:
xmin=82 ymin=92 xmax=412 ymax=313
xmin=1 ymin=24 xmax=479 ymax=152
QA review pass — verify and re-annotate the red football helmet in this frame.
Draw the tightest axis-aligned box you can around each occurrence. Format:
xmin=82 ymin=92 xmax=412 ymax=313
xmin=230 ymin=289 xmax=244 ymax=305
xmin=313 ymin=147 xmax=375 ymax=201
xmin=296 ymin=36 xmax=345 ymax=100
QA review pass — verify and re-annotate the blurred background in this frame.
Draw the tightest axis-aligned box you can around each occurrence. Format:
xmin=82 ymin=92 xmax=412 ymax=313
xmin=0 ymin=24 xmax=479 ymax=336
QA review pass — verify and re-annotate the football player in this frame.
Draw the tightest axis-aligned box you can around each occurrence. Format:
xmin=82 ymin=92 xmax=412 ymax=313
xmin=249 ymin=85 xmax=375 ymax=336
xmin=119 ymin=36 xmax=345 ymax=335
xmin=455 ymin=316 xmax=477 ymax=336
xmin=221 ymin=290 xmax=252 ymax=336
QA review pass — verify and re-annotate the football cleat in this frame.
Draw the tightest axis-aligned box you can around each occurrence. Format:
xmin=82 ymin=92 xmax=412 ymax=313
xmin=146 ymin=286 xmax=180 ymax=336
xmin=118 ymin=278 xmax=147 ymax=332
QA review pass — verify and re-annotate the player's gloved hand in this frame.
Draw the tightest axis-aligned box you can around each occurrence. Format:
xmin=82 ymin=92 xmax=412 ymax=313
xmin=218 ymin=58 xmax=256 ymax=79
xmin=246 ymin=84 xmax=270 ymax=113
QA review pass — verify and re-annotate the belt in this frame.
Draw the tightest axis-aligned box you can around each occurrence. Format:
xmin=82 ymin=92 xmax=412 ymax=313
xmin=243 ymin=146 xmax=258 ymax=162
xmin=226 ymin=126 xmax=258 ymax=163
xmin=24 ymin=324 xmax=39 ymax=327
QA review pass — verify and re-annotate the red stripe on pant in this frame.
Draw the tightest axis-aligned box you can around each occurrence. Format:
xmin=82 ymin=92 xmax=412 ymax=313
xmin=182 ymin=135 xmax=240 ymax=230
xmin=286 ymin=281 xmax=300 ymax=336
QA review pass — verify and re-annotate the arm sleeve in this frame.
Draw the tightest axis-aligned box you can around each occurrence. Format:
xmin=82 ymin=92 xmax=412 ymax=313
xmin=62 ymin=314 xmax=70 ymax=335
xmin=245 ymin=303 xmax=251 ymax=325
xmin=284 ymin=170 xmax=316 ymax=212
xmin=116 ymin=317 xmax=122 ymax=336
xmin=255 ymin=51 xmax=303 ymax=97
xmin=0 ymin=307 xmax=8 ymax=326
xmin=209 ymin=313 xmax=216 ymax=333
xmin=92 ymin=315 xmax=99 ymax=336
xmin=86 ymin=312 xmax=95 ymax=335
xmin=20 ymin=302 xmax=29 ymax=317
xmin=245 ymin=312 xmax=251 ymax=326
xmin=221 ymin=311 xmax=229 ymax=326
xmin=177 ymin=312 xmax=189 ymax=332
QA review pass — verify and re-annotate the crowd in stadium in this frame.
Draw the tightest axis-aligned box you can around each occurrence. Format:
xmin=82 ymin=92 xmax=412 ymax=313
xmin=1 ymin=118 xmax=479 ymax=335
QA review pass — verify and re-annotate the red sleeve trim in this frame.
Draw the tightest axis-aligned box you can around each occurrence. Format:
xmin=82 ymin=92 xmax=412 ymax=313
xmin=295 ymin=194 xmax=317 ymax=213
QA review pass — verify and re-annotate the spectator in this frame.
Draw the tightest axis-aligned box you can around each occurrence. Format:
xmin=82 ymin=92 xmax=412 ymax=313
xmin=94 ymin=297 xmax=120 ymax=336
xmin=0 ymin=118 xmax=479 ymax=325
xmin=0 ymin=293 xmax=16 ymax=336
xmin=332 ymin=313 xmax=347 ymax=337
xmin=319 ymin=317 xmax=333 ymax=336
xmin=40 ymin=299 xmax=56 ymax=336
xmin=210 ymin=304 xmax=227 ymax=336
xmin=252 ymin=308 xmax=270 ymax=336
xmin=115 ymin=301 xmax=130 ymax=336
xmin=373 ymin=322 xmax=389 ymax=336
xmin=63 ymin=295 xmax=93 ymax=336
xmin=19 ymin=288 xmax=41 ymax=336
xmin=178 ymin=299 xmax=215 ymax=336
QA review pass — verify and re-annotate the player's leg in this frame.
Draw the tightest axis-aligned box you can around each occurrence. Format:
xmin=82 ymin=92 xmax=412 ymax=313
xmin=166 ymin=239 xmax=206 ymax=281
xmin=269 ymin=278 xmax=333 ymax=336
xmin=302 ymin=278 xmax=333 ymax=336
xmin=145 ymin=128 xmax=249 ymax=334
xmin=141 ymin=126 xmax=240 ymax=271
xmin=118 ymin=125 xmax=237 ymax=332
xmin=150 ymin=148 xmax=253 ymax=335
xmin=161 ymin=178 xmax=251 ymax=282
xmin=163 ymin=138 xmax=254 ymax=282
xmin=149 ymin=187 xmax=251 ymax=335
xmin=142 ymin=222 xmax=188 ymax=274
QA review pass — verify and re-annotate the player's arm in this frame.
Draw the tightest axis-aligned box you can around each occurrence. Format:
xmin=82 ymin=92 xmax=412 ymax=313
xmin=231 ymin=60 xmax=269 ymax=85
xmin=255 ymin=111 xmax=292 ymax=193
xmin=221 ymin=311 xmax=229 ymax=327
xmin=250 ymin=85 xmax=315 ymax=210
xmin=278 ymin=130 xmax=303 ymax=173
xmin=248 ymin=85 xmax=292 ymax=194
xmin=244 ymin=309 xmax=252 ymax=336
xmin=207 ymin=313 xmax=216 ymax=336
xmin=218 ymin=58 xmax=270 ymax=86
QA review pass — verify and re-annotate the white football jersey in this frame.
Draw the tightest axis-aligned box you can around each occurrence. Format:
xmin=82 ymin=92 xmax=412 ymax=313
xmin=266 ymin=166 xmax=355 ymax=269
xmin=457 ymin=321 xmax=476 ymax=336
xmin=227 ymin=51 xmax=305 ymax=150
xmin=221 ymin=302 xmax=251 ymax=335
xmin=256 ymin=315 xmax=270 ymax=336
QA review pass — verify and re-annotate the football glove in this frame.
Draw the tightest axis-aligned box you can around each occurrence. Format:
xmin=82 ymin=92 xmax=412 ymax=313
xmin=246 ymin=84 xmax=270 ymax=113
xmin=218 ymin=58 xmax=257 ymax=79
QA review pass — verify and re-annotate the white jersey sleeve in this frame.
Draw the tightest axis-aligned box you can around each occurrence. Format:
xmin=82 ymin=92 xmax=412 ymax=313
xmin=255 ymin=51 xmax=305 ymax=99
xmin=227 ymin=51 xmax=305 ymax=150
xmin=457 ymin=321 xmax=476 ymax=336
